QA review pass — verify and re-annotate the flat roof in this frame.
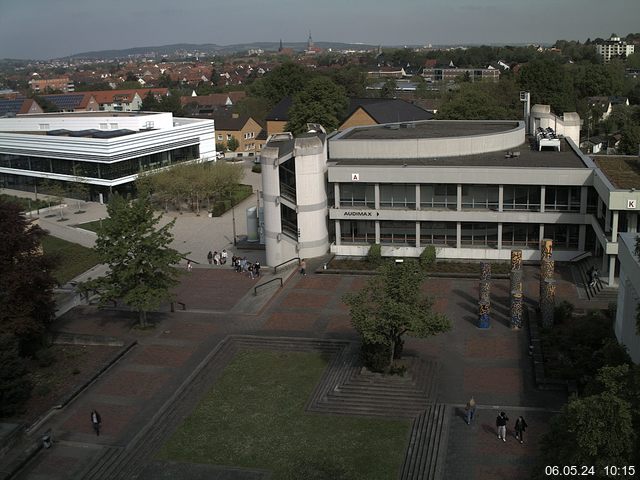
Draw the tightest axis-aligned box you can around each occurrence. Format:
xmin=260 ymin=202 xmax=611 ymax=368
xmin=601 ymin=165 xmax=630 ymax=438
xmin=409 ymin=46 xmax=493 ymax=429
xmin=330 ymin=138 xmax=587 ymax=169
xmin=17 ymin=111 xmax=155 ymax=118
xmin=594 ymin=156 xmax=640 ymax=189
xmin=340 ymin=121 xmax=519 ymax=140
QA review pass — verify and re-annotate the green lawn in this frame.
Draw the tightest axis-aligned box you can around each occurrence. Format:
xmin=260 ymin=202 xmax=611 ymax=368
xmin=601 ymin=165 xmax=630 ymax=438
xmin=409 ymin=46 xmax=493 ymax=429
xmin=75 ymin=220 xmax=103 ymax=233
xmin=41 ymin=235 xmax=100 ymax=284
xmin=1 ymin=194 xmax=51 ymax=212
xmin=158 ymin=350 xmax=410 ymax=480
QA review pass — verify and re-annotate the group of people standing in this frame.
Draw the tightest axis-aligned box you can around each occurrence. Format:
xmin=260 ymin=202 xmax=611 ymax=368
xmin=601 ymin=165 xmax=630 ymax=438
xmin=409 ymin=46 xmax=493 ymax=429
xmin=232 ymin=256 xmax=261 ymax=279
xmin=465 ymin=398 xmax=528 ymax=444
xmin=207 ymin=249 xmax=228 ymax=266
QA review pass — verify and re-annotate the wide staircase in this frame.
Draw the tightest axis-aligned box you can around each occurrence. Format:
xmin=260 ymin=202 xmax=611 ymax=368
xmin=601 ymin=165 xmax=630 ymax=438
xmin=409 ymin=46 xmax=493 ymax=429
xmin=571 ymin=254 xmax=617 ymax=302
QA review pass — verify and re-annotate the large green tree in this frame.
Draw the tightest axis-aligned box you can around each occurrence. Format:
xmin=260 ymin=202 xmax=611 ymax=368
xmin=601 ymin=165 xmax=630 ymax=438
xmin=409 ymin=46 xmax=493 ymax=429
xmin=518 ymin=58 xmax=576 ymax=113
xmin=248 ymin=62 xmax=314 ymax=107
xmin=536 ymin=365 xmax=637 ymax=479
xmin=0 ymin=198 xmax=57 ymax=354
xmin=86 ymin=195 xmax=183 ymax=327
xmin=437 ymin=79 xmax=521 ymax=120
xmin=343 ymin=261 xmax=451 ymax=369
xmin=285 ymin=77 xmax=348 ymax=134
xmin=0 ymin=334 xmax=32 ymax=417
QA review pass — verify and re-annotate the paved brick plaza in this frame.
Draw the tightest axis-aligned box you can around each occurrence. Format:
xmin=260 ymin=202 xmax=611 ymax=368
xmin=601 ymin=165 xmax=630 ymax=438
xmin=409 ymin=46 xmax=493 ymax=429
xmin=14 ymin=265 xmax=589 ymax=480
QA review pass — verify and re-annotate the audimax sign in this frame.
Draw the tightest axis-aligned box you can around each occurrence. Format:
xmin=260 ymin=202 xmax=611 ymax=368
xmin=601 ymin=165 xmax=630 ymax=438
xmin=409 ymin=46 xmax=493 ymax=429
xmin=341 ymin=211 xmax=380 ymax=217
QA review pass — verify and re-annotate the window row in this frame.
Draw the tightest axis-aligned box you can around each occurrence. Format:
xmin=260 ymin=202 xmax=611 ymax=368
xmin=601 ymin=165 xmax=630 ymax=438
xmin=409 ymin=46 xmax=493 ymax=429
xmin=0 ymin=145 xmax=200 ymax=180
xmin=338 ymin=183 xmax=587 ymax=212
xmin=339 ymin=221 xmax=579 ymax=249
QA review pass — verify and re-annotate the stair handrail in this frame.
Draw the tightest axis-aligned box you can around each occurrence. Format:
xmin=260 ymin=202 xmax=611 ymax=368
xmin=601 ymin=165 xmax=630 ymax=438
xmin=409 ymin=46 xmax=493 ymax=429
xmin=569 ymin=251 xmax=592 ymax=263
xmin=254 ymin=277 xmax=283 ymax=296
xmin=273 ymin=256 xmax=300 ymax=274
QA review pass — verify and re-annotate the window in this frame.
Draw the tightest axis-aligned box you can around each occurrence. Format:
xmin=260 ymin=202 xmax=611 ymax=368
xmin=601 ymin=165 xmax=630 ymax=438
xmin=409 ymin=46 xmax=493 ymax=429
xmin=100 ymin=123 xmax=108 ymax=129
xmin=420 ymin=184 xmax=456 ymax=209
xmin=545 ymin=186 xmax=581 ymax=212
xmin=544 ymin=224 xmax=579 ymax=249
xmin=340 ymin=183 xmax=375 ymax=208
xmin=503 ymin=186 xmax=540 ymax=211
xmin=380 ymin=184 xmax=416 ymax=209
xmin=217 ymin=134 xmax=223 ymax=141
xmin=461 ymin=185 xmax=499 ymax=210
xmin=39 ymin=123 xmax=50 ymax=131
xmin=502 ymin=223 xmax=539 ymax=247
xmin=109 ymin=123 xmax=118 ymax=130
xmin=227 ymin=134 xmax=232 ymax=141
xmin=420 ymin=222 xmax=456 ymax=247
xmin=380 ymin=221 xmax=416 ymax=245
xmin=461 ymin=223 xmax=499 ymax=248
xmin=340 ymin=220 xmax=375 ymax=244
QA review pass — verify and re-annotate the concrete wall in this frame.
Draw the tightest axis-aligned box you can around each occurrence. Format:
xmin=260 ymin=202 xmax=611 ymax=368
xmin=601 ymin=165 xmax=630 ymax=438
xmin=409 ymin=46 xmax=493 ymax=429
xmin=530 ymin=105 xmax=581 ymax=146
xmin=615 ymin=233 xmax=640 ymax=363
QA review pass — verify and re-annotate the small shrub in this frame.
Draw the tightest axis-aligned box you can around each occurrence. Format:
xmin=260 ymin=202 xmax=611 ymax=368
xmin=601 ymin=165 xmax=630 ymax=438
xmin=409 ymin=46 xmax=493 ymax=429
xmin=72 ymin=368 xmax=81 ymax=375
xmin=35 ymin=348 xmax=56 ymax=367
xmin=554 ymin=300 xmax=575 ymax=324
xmin=33 ymin=384 xmax=51 ymax=397
xmin=419 ymin=245 xmax=436 ymax=270
xmin=366 ymin=244 xmax=383 ymax=268
xmin=360 ymin=342 xmax=390 ymax=372
xmin=251 ymin=163 xmax=262 ymax=173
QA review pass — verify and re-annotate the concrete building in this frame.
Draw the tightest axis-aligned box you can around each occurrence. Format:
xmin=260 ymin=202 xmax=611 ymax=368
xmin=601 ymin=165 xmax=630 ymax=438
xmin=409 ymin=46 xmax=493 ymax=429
xmin=596 ymin=34 xmax=635 ymax=63
xmin=421 ymin=66 xmax=500 ymax=83
xmin=0 ymin=111 xmax=216 ymax=202
xmin=28 ymin=76 xmax=74 ymax=93
xmin=259 ymin=106 xmax=640 ymax=286
xmin=615 ymin=233 xmax=640 ymax=363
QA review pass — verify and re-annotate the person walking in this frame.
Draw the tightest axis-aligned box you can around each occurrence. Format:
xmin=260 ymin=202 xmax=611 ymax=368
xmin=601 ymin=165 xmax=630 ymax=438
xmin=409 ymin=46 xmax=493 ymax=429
xmin=221 ymin=249 xmax=227 ymax=265
xmin=186 ymin=260 xmax=193 ymax=272
xmin=91 ymin=409 xmax=102 ymax=436
xmin=254 ymin=261 xmax=261 ymax=278
xmin=515 ymin=416 xmax=528 ymax=444
xmin=496 ymin=411 xmax=509 ymax=442
xmin=300 ymin=258 xmax=307 ymax=276
xmin=207 ymin=251 xmax=213 ymax=265
xmin=213 ymin=251 xmax=220 ymax=266
xmin=465 ymin=397 xmax=476 ymax=425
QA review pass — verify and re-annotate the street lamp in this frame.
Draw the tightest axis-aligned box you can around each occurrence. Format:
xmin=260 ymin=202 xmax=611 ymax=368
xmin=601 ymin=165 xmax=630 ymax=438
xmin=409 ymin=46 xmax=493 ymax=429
xmin=229 ymin=190 xmax=237 ymax=246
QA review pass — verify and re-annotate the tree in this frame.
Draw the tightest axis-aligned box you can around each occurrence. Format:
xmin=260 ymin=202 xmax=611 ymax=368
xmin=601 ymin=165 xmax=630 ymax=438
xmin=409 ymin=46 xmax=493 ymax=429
xmin=343 ymin=261 xmax=451 ymax=370
xmin=518 ymin=58 xmax=576 ymax=113
xmin=331 ymin=66 xmax=367 ymax=97
xmin=140 ymin=91 xmax=160 ymax=111
xmin=0 ymin=198 xmax=57 ymax=354
xmin=618 ymin=124 xmax=640 ymax=155
xmin=0 ymin=334 xmax=33 ymax=417
xmin=226 ymin=136 xmax=239 ymax=152
xmin=248 ymin=62 xmax=314 ymax=107
xmin=85 ymin=195 xmax=183 ymax=328
xmin=379 ymin=77 xmax=397 ymax=98
xmin=285 ymin=76 xmax=348 ymax=134
xmin=437 ymin=79 xmax=521 ymax=120
xmin=535 ymin=365 xmax=636 ymax=479
xmin=70 ymin=166 xmax=89 ymax=213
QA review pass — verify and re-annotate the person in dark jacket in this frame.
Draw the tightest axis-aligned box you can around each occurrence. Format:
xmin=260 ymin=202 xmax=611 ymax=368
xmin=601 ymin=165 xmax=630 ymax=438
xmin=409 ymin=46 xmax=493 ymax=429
xmin=515 ymin=416 xmax=528 ymax=444
xmin=496 ymin=411 xmax=509 ymax=442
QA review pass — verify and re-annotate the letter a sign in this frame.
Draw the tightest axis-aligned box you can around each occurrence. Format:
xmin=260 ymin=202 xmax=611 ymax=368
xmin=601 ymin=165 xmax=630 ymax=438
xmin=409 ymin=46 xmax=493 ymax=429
xmin=351 ymin=173 xmax=360 ymax=181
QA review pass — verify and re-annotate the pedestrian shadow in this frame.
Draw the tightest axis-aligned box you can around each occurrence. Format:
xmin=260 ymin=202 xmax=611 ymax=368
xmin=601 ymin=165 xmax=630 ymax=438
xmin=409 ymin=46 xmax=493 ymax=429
xmin=482 ymin=423 xmax=497 ymax=436
xmin=454 ymin=407 xmax=468 ymax=424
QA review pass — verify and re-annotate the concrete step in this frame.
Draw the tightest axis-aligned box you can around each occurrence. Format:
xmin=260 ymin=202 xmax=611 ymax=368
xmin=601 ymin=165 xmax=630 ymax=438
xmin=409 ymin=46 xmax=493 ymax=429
xmin=400 ymin=404 xmax=448 ymax=480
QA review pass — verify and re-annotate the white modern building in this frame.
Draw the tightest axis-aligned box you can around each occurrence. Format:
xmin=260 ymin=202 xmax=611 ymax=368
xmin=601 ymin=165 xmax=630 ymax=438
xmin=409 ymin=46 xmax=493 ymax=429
xmin=0 ymin=111 xmax=216 ymax=201
xmin=259 ymin=106 xmax=640 ymax=286
xmin=615 ymin=233 xmax=640 ymax=363
xmin=596 ymin=34 xmax=635 ymax=63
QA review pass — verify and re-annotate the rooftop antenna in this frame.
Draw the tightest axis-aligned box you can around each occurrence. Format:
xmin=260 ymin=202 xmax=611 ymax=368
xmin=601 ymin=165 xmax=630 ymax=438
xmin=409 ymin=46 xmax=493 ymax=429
xmin=520 ymin=91 xmax=530 ymax=133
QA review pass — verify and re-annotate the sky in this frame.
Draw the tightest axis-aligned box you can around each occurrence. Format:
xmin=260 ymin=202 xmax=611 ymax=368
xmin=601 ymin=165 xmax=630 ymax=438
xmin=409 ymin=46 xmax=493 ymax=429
xmin=0 ymin=0 xmax=638 ymax=60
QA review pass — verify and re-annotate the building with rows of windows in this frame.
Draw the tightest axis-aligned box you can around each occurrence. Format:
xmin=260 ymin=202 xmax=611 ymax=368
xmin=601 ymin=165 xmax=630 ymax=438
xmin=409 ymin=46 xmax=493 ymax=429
xmin=0 ymin=111 xmax=216 ymax=202
xmin=260 ymin=107 xmax=640 ymax=287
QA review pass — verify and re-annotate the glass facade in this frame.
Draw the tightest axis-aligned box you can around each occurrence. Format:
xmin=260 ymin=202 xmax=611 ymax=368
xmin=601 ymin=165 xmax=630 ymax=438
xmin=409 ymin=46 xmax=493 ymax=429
xmin=503 ymin=185 xmax=541 ymax=211
xmin=502 ymin=223 xmax=540 ymax=247
xmin=280 ymin=204 xmax=298 ymax=240
xmin=278 ymin=157 xmax=296 ymax=202
xmin=545 ymin=186 xmax=581 ymax=212
xmin=0 ymin=145 xmax=199 ymax=181
xmin=380 ymin=184 xmax=416 ymax=209
xmin=340 ymin=183 xmax=375 ymax=208
xmin=461 ymin=185 xmax=499 ymax=210
xmin=461 ymin=222 xmax=499 ymax=248
xmin=340 ymin=220 xmax=375 ymax=244
xmin=420 ymin=221 xmax=456 ymax=246
xmin=379 ymin=221 xmax=416 ymax=245
xmin=420 ymin=184 xmax=456 ymax=209
xmin=544 ymin=224 xmax=579 ymax=249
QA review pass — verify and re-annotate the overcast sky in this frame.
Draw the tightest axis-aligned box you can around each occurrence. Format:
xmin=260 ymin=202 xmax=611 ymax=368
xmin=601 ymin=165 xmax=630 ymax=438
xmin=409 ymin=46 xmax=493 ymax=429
xmin=0 ymin=0 xmax=638 ymax=59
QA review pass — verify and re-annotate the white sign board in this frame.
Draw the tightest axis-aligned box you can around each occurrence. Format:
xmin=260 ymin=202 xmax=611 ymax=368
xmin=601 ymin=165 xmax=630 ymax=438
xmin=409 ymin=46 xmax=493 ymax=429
xmin=351 ymin=173 xmax=360 ymax=181
xmin=629 ymin=199 xmax=637 ymax=209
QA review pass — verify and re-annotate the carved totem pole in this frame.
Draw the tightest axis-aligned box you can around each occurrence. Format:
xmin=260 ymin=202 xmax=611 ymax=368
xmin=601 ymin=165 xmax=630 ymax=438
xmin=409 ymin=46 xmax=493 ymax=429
xmin=539 ymin=238 xmax=555 ymax=327
xmin=510 ymin=249 xmax=523 ymax=329
xmin=478 ymin=262 xmax=491 ymax=328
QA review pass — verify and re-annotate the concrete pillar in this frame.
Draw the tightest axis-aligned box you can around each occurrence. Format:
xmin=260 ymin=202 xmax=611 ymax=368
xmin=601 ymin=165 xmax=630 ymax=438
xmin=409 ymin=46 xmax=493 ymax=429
xmin=415 ymin=184 xmax=421 ymax=211
xmin=539 ymin=225 xmax=545 ymax=247
xmin=608 ymin=255 xmax=616 ymax=286
xmin=335 ymin=220 xmax=341 ymax=246
xmin=597 ymin=197 xmax=603 ymax=219
xmin=375 ymin=220 xmax=380 ymax=244
xmin=334 ymin=183 xmax=340 ymax=208
xmin=578 ymin=224 xmax=586 ymax=251
xmin=415 ymin=222 xmax=420 ymax=248
xmin=456 ymin=222 xmax=462 ymax=248
xmin=602 ymin=254 xmax=608 ymax=273
xmin=457 ymin=184 xmax=462 ymax=211
xmin=540 ymin=279 xmax=556 ymax=328
xmin=374 ymin=183 xmax=380 ymax=210
xmin=605 ymin=208 xmax=611 ymax=232
xmin=580 ymin=186 xmax=588 ymax=214
xmin=540 ymin=185 xmax=546 ymax=213
xmin=498 ymin=185 xmax=504 ymax=212
xmin=497 ymin=223 xmax=503 ymax=249
xmin=612 ymin=211 xmax=619 ymax=241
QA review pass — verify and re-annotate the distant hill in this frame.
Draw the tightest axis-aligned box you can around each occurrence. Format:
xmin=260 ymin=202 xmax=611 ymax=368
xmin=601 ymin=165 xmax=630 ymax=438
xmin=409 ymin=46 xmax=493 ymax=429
xmin=63 ymin=41 xmax=380 ymax=60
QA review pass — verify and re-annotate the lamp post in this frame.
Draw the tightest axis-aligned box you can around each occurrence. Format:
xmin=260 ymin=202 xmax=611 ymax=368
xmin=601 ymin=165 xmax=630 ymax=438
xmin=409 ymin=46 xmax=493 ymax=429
xmin=230 ymin=190 xmax=237 ymax=246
